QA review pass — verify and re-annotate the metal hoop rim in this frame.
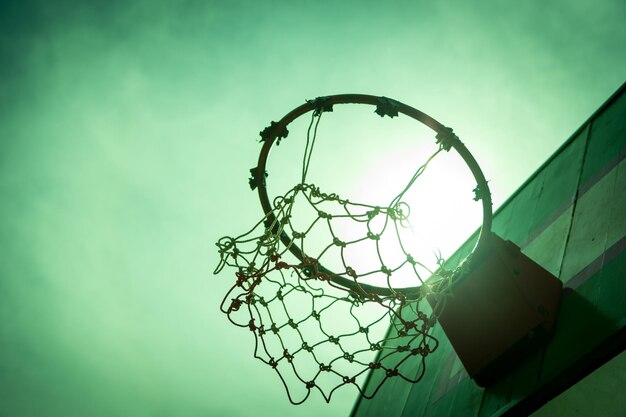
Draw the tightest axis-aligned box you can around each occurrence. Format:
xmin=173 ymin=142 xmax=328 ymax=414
xmin=254 ymin=94 xmax=493 ymax=299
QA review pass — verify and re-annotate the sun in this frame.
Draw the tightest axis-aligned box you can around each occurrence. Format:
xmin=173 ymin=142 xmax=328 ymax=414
xmin=345 ymin=143 xmax=484 ymax=285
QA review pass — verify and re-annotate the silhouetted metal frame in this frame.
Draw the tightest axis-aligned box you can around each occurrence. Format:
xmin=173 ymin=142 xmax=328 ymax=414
xmin=255 ymin=94 xmax=493 ymax=300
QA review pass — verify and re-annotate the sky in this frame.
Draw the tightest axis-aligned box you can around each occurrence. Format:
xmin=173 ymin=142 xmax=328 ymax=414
xmin=0 ymin=1 xmax=624 ymax=416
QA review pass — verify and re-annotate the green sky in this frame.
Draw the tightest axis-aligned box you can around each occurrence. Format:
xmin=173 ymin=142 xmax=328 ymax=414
xmin=1 ymin=1 xmax=624 ymax=416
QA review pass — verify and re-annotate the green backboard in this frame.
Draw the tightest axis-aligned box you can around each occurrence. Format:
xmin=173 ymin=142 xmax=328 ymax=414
xmin=352 ymin=82 xmax=626 ymax=417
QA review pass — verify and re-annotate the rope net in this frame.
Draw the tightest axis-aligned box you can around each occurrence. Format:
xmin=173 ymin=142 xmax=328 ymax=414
xmin=215 ymin=109 xmax=459 ymax=403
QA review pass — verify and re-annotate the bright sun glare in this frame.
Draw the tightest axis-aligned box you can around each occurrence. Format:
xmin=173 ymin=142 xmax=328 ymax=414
xmin=345 ymin=143 xmax=483 ymax=286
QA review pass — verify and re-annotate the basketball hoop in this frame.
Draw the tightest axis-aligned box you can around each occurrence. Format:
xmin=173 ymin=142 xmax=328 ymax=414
xmin=214 ymin=95 xmax=493 ymax=403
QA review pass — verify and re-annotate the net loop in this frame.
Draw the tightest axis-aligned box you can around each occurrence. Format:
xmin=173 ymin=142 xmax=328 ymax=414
xmin=218 ymin=229 xmax=444 ymax=402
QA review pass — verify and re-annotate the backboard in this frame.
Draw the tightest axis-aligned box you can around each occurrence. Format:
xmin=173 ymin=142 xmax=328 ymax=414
xmin=351 ymin=81 xmax=626 ymax=417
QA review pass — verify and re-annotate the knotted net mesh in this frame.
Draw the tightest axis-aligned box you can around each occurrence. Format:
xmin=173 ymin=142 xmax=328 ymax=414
xmin=213 ymin=176 xmax=451 ymax=404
